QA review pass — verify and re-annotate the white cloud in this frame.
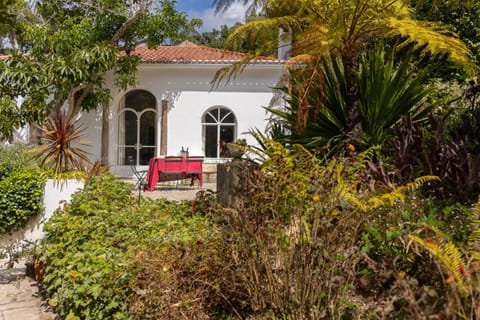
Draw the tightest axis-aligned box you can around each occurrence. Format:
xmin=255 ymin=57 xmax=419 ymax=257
xmin=188 ymin=3 xmax=248 ymax=32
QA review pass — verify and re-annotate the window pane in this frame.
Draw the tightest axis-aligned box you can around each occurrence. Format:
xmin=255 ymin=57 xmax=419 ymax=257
xmin=220 ymin=108 xmax=230 ymax=120
xmin=139 ymin=110 xmax=156 ymax=146
xmin=121 ymin=147 xmax=136 ymax=165
xmin=124 ymin=111 xmax=137 ymax=145
xmin=125 ymin=90 xmax=156 ymax=112
xmin=139 ymin=147 xmax=155 ymax=165
xmin=220 ymin=126 xmax=234 ymax=143
xmin=204 ymin=113 xmax=216 ymax=123
xmin=205 ymin=125 xmax=218 ymax=157
xmin=223 ymin=113 xmax=235 ymax=123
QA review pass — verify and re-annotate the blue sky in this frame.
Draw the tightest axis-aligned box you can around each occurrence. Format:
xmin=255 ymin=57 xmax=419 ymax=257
xmin=175 ymin=1 xmax=248 ymax=32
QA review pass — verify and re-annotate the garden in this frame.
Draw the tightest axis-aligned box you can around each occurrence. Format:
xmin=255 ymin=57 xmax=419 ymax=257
xmin=3 ymin=134 xmax=479 ymax=319
xmin=1 ymin=0 xmax=480 ymax=319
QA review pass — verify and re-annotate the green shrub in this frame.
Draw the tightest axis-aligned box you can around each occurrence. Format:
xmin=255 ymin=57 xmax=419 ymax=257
xmin=0 ymin=168 xmax=46 ymax=234
xmin=0 ymin=143 xmax=39 ymax=180
xmin=39 ymin=174 xmax=219 ymax=320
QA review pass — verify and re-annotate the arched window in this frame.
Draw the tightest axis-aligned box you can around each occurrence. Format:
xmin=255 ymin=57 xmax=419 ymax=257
xmin=118 ymin=90 xmax=157 ymax=165
xmin=202 ymin=106 xmax=237 ymax=158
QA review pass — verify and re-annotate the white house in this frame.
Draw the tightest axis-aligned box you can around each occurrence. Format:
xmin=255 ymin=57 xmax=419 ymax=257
xmin=80 ymin=41 xmax=284 ymax=177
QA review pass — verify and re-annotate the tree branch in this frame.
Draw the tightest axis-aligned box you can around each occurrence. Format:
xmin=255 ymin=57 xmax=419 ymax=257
xmin=68 ymin=0 xmax=153 ymax=118
xmin=111 ymin=0 xmax=153 ymax=44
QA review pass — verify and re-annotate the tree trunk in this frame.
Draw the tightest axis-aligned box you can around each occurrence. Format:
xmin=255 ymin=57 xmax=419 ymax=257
xmin=341 ymin=41 xmax=361 ymax=138
xmin=160 ymin=100 xmax=168 ymax=156
xmin=101 ymin=102 xmax=109 ymax=166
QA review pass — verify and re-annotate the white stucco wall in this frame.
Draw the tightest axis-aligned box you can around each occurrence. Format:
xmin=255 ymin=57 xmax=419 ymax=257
xmin=80 ymin=63 xmax=284 ymax=177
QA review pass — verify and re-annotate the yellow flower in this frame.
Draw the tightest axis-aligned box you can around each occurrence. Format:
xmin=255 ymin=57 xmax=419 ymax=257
xmin=347 ymin=144 xmax=355 ymax=152
xmin=312 ymin=195 xmax=320 ymax=202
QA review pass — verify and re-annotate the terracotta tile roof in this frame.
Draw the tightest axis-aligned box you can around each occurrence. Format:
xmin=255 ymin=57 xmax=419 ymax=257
xmin=132 ymin=41 xmax=282 ymax=65
xmin=1 ymin=42 xmax=282 ymax=65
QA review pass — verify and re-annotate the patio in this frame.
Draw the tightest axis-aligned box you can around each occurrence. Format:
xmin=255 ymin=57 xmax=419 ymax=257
xmin=126 ymin=179 xmax=217 ymax=202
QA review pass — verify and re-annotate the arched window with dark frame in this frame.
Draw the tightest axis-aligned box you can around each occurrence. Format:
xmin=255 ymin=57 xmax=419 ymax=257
xmin=202 ymin=106 xmax=237 ymax=158
xmin=118 ymin=89 xmax=157 ymax=165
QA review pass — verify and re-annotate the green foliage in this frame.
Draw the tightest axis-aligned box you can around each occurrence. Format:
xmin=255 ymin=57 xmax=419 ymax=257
xmin=0 ymin=144 xmax=45 ymax=235
xmin=185 ymin=23 xmax=245 ymax=50
xmin=39 ymin=174 xmax=217 ymax=319
xmin=268 ymin=45 xmax=434 ymax=152
xmin=0 ymin=143 xmax=39 ymax=180
xmin=267 ymin=56 xmax=347 ymax=153
xmin=0 ymin=0 xmax=34 ymax=54
xmin=0 ymin=167 xmax=46 ymax=234
xmin=413 ymin=0 xmax=480 ymax=71
xmin=213 ymin=0 xmax=474 ymax=96
xmin=0 ymin=96 xmax=26 ymax=141
xmin=220 ymin=0 xmax=472 ymax=61
xmin=0 ymin=0 xmax=199 ymax=139
xmin=357 ymin=45 xmax=434 ymax=145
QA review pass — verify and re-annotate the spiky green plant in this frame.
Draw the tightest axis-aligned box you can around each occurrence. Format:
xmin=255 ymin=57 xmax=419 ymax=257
xmin=357 ymin=45 xmax=434 ymax=145
xmin=267 ymin=44 xmax=434 ymax=152
xmin=30 ymin=110 xmax=91 ymax=174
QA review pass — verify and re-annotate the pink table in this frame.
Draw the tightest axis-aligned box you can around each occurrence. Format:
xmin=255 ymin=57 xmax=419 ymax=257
xmin=145 ymin=156 xmax=204 ymax=191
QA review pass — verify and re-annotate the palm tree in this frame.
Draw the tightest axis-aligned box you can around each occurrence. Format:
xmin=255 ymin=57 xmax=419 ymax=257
xmin=213 ymin=0 xmax=474 ymax=134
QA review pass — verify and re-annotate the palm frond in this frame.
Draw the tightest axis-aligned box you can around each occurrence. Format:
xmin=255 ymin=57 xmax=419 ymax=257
xmin=387 ymin=18 xmax=474 ymax=73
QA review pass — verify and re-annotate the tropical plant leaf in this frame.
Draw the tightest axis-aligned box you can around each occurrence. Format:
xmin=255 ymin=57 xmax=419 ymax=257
xmin=29 ymin=110 xmax=91 ymax=174
xmin=409 ymin=224 xmax=468 ymax=294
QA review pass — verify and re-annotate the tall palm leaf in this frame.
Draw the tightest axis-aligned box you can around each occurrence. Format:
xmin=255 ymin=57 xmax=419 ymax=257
xmin=266 ymin=55 xmax=349 ymax=152
xmin=357 ymin=45 xmax=434 ymax=145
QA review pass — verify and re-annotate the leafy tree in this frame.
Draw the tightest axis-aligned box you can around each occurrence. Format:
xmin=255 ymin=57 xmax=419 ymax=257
xmin=0 ymin=0 xmax=34 ymax=52
xmin=0 ymin=0 xmax=199 ymax=144
xmin=187 ymin=23 xmax=243 ymax=50
xmin=213 ymin=0 xmax=474 ymax=138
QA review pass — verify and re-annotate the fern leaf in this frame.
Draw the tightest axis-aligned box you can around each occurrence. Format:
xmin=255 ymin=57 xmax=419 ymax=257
xmin=399 ymin=175 xmax=440 ymax=193
xmin=409 ymin=234 xmax=468 ymax=294
xmin=387 ymin=18 xmax=474 ymax=73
